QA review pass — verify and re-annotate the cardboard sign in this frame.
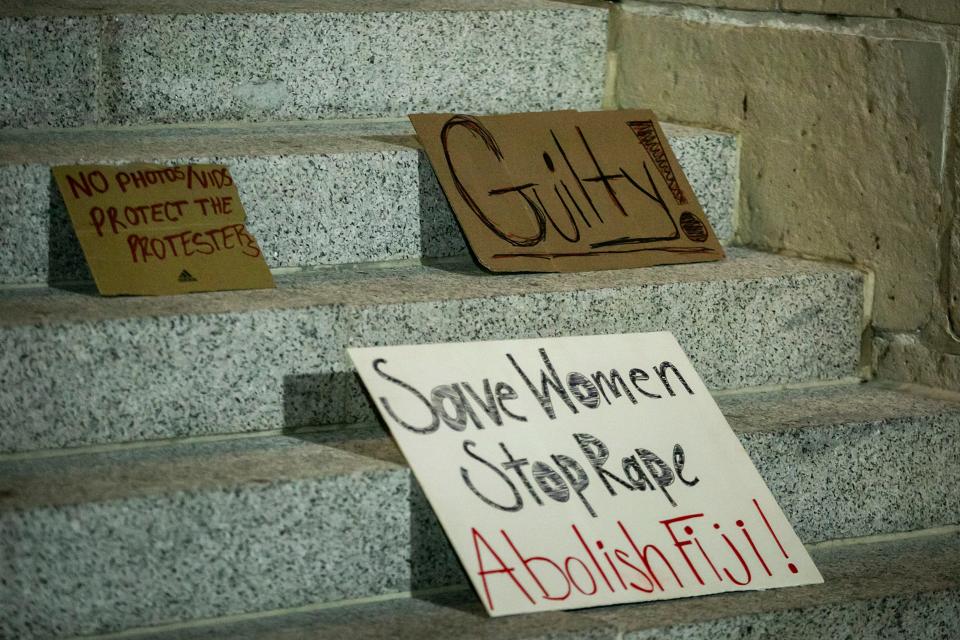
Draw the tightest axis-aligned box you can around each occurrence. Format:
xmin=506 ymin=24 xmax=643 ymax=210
xmin=410 ymin=110 xmax=725 ymax=273
xmin=52 ymin=163 xmax=274 ymax=296
xmin=349 ymin=333 xmax=821 ymax=616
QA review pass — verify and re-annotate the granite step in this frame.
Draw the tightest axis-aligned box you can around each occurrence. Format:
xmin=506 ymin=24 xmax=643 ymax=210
xmin=0 ymin=120 xmax=738 ymax=285
xmin=115 ymin=530 xmax=960 ymax=640
xmin=0 ymin=249 xmax=863 ymax=453
xmin=0 ymin=0 xmax=608 ymax=130
xmin=2 ymin=383 xmax=958 ymax=638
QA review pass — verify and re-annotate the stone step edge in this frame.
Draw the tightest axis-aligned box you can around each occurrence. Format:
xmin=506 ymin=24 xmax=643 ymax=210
xmin=0 ymin=119 xmax=727 ymax=163
xmin=0 ymin=0 xmax=605 ymax=18
xmin=0 ymin=377 xmax=932 ymax=464
xmin=4 ymin=383 xmax=956 ymax=637
xmin=0 ymin=247 xmax=865 ymax=454
xmin=0 ymin=248 xmax=857 ymax=328
xmin=81 ymin=527 xmax=960 ymax=640
xmin=4 ymin=381 xmax=957 ymax=516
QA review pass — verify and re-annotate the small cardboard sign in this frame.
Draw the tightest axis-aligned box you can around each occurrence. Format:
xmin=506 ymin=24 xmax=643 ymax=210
xmin=410 ymin=110 xmax=725 ymax=273
xmin=52 ymin=163 xmax=274 ymax=296
xmin=349 ymin=333 xmax=821 ymax=617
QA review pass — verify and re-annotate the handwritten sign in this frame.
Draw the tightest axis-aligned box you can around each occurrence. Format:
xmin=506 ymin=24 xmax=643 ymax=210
xmin=410 ymin=110 xmax=725 ymax=272
xmin=349 ymin=333 xmax=820 ymax=616
xmin=52 ymin=163 xmax=274 ymax=296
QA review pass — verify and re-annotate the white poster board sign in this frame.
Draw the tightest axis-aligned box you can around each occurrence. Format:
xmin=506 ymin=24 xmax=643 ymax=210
xmin=349 ymin=332 xmax=822 ymax=616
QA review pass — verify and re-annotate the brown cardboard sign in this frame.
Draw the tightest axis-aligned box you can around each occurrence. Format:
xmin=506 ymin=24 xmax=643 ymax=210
xmin=52 ymin=163 xmax=274 ymax=296
xmin=410 ymin=110 xmax=725 ymax=272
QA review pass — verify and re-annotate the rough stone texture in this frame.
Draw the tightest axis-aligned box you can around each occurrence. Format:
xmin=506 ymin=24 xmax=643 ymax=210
xmin=781 ymin=0 xmax=960 ymax=25
xmin=2 ymin=405 xmax=955 ymax=640
xmin=0 ymin=2 xmax=607 ymax=128
xmin=0 ymin=17 xmax=99 ymax=128
xmin=952 ymin=214 xmax=960 ymax=340
xmin=948 ymin=84 xmax=960 ymax=342
xmin=0 ymin=249 xmax=863 ymax=453
xmin=638 ymin=0 xmax=960 ymax=25
xmin=0 ymin=121 xmax=738 ymax=284
xmin=615 ymin=3 xmax=948 ymax=334
xmin=641 ymin=0 xmax=777 ymax=9
xmin=874 ymin=333 xmax=960 ymax=390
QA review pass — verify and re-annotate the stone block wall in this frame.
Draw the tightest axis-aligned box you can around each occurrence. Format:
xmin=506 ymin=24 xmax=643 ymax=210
xmin=611 ymin=0 xmax=960 ymax=389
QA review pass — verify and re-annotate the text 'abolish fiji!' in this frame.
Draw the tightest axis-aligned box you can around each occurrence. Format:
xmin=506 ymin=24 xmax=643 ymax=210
xmin=53 ymin=163 xmax=273 ymax=296
xmin=350 ymin=333 xmax=822 ymax=617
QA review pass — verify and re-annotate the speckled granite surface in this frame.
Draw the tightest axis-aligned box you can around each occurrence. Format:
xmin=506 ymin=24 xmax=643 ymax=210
xmin=662 ymin=123 xmax=738 ymax=244
xmin=1 ymin=388 xmax=957 ymax=638
xmin=1 ymin=0 xmax=603 ymax=18
xmin=0 ymin=17 xmax=100 ymax=128
xmin=0 ymin=121 xmax=738 ymax=284
xmin=0 ymin=249 xmax=863 ymax=452
xmin=589 ymin=531 xmax=960 ymax=640
xmin=724 ymin=384 xmax=960 ymax=543
xmin=0 ymin=1 xmax=606 ymax=129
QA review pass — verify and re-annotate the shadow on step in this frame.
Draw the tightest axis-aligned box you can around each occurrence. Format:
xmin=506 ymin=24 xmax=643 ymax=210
xmin=47 ymin=173 xmax=94 ymax=289
xmin=409 ymin=478 xmax=475 ymax=604
xmin=282 ymin=372 xmax=471 ymax=605
xmin=417 ymin=150 xmax=476 ymax=273
xmin=282 ymin=371 xmax=374 ymax=431
xmin=44 ymin=173 xmax=101 ymax=294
